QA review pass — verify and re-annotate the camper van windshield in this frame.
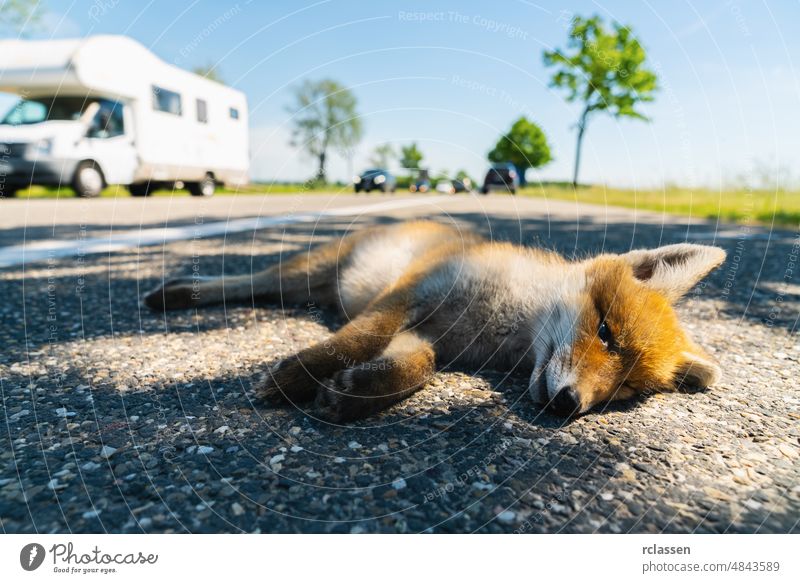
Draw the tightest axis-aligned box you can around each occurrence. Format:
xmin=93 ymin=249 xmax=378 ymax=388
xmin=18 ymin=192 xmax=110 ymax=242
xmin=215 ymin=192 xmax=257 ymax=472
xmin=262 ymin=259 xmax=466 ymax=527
xmin=1 ymin=97 xmax=94 ymax=125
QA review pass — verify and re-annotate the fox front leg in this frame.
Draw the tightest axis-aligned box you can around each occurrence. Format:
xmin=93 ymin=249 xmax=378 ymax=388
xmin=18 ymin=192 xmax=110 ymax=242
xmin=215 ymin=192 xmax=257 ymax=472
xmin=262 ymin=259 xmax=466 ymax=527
xmin=315 ymin=331 xmax=436 ymax=422
xmin=256 ymin=298 xmax=409 ymax=405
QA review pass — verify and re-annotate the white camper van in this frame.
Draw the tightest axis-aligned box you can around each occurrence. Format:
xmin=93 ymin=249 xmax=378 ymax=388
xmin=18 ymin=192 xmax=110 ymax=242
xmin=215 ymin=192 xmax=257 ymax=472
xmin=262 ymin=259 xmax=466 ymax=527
xmin=0 ymin=35 xmax=248 ymax=198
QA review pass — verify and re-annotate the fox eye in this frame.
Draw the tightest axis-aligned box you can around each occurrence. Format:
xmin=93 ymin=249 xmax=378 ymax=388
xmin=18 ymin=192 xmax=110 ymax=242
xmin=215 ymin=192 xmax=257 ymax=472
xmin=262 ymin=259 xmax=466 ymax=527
xmin=598 ymin=321 xmax=614 ymax=347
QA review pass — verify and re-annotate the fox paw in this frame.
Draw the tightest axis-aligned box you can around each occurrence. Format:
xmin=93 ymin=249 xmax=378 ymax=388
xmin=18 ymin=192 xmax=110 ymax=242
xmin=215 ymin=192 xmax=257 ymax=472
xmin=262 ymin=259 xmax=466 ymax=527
xmin=143 ymin=277 xmax=197 ymax=311
xmin=314 ymin=369 xmax=370 ymax=422
xmin=255 ymin=356 xmax=319 ymax=404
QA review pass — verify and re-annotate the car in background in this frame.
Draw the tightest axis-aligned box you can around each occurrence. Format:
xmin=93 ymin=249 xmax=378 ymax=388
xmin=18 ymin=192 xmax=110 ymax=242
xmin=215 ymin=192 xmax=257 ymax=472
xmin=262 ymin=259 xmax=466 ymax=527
xmin=435 ymin=180 xmax=455 ymax=194
xmin=481 ymin=163 xmax=519 ymax=195
xmin=354 ymin=169 xmax=396 ymax=193
xmin=453 ymin=178 xmax=473 ymax=193
xmin=409 ymin=177 xmax=431 ymax=193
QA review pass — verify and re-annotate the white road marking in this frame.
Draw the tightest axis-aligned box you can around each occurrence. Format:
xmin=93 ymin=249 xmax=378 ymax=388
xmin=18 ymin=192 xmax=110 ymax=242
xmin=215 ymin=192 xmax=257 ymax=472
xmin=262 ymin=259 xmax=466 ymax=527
xmin=0 ymin=196 xmax=452 ymax=268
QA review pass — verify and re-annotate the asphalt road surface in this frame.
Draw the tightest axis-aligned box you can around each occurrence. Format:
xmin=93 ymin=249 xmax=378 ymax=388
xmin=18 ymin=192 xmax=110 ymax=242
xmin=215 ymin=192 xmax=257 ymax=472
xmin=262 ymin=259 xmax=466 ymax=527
xmin=1 ymin=193 xmax=798 ymax=533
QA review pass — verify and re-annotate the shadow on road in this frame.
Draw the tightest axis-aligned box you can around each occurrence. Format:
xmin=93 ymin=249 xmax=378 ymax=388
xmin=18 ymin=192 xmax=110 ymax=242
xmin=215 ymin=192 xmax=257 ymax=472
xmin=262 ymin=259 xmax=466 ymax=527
xmin=3 ymin=209 xmax=798 ymax=354
xmin=1 ymin=209 xmax=798 ymax=533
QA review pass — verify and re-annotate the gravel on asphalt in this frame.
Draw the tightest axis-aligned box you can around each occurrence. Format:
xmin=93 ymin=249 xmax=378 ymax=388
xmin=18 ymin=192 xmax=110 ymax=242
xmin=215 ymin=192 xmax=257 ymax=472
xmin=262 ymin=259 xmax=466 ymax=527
xmin=1 ymin=195 xmax=798 ymax=533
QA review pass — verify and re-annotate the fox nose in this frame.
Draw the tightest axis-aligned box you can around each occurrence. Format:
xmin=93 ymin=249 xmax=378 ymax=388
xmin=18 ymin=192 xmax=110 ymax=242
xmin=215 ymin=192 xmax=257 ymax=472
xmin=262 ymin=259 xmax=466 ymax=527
xmin=548 ymin=386 xmax=581 ymax=417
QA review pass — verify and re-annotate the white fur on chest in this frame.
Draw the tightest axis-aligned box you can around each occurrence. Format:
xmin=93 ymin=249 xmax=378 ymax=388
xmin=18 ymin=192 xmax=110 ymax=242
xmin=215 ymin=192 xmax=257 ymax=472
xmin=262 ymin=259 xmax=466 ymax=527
xmin=411 ymin=247 xmax=584 ymax=368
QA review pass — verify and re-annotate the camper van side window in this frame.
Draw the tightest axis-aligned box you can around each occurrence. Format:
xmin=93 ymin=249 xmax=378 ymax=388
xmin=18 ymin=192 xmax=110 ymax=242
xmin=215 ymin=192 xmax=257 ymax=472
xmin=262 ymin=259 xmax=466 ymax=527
xmin=196 ymin=99 xmax=208 ymax=124
xmin=229 ymin=107 xmax=239 ymax=120
xmin=152 ymin=86 xmax=182 ymax=116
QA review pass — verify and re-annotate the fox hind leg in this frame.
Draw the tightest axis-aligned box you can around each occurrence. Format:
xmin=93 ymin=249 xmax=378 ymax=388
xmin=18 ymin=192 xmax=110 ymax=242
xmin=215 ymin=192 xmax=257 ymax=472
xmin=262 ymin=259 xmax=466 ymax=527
xmin=143 ymin=232 xmax=361 ymax=311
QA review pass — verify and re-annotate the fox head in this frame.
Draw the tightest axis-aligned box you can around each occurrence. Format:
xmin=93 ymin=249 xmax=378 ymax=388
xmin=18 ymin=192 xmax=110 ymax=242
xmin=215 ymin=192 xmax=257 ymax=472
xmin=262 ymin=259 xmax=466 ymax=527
xmin=529 ymin=243 xmax=727 ymax=417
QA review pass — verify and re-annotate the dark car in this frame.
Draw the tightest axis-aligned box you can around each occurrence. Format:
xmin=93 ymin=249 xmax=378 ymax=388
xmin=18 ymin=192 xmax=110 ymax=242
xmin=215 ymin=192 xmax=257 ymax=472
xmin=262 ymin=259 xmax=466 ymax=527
xmin=354 ymin=169 xmax=396 ymax=193
xmin=452 ymin=178 xmax=473 ymax=193
xmin=409 ymin=178 xmax=431 ymax=193
xmin=409 ymin=168 xmax=431 ymax=193
xmin=481 ymin=163 xmax=520 ymax=194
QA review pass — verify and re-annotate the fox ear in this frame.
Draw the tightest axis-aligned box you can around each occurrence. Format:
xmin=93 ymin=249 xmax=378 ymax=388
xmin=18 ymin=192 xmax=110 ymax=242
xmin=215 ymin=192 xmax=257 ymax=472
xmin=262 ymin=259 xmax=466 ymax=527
xmin=674 ymin=350 xmax=721 ymax=392
xmin=621 ymin=244 xmax=726 ymax=301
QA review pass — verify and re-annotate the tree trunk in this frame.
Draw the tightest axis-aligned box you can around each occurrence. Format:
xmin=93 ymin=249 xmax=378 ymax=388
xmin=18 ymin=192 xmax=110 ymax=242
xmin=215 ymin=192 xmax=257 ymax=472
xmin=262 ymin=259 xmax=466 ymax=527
xmin=572 ymin=107 xmax=590 ymax=188
xmin=317 ymin=151 xmax=326 ymax=182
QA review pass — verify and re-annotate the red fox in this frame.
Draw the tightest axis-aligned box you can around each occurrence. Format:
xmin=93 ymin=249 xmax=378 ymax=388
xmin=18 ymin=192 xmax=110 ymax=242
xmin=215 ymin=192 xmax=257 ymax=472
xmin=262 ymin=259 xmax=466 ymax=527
xmin=144 ymin=220 xmax=726 ymax=421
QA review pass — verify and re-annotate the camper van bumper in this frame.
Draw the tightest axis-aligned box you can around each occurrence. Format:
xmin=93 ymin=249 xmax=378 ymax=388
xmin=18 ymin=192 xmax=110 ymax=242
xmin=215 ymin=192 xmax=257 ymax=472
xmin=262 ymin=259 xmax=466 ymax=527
xmin=0 ymin=158 xmax=79 ymax=188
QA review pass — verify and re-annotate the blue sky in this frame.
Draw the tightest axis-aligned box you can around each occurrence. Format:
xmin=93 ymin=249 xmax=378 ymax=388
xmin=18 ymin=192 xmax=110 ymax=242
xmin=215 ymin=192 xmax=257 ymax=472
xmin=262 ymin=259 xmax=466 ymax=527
xmin=3 ymin=0 xmax=799 ymax=187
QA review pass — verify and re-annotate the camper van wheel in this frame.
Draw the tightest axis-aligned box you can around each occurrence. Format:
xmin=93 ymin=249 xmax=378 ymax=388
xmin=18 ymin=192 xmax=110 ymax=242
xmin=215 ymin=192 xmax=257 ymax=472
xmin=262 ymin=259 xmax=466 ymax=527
xmin=129 ymin=183 xmax=154 ymax=197
xmin=73 ymin=161 xmax=105 ymax=198
xmin=189 ymin=175 xmax=216 ymax=197
xmin=0 ymin=186 xmax=20 ymax=198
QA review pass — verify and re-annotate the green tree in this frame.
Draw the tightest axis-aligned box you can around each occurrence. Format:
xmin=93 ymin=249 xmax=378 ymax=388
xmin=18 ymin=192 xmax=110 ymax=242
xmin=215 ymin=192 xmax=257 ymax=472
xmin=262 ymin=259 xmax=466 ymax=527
xmin=369 ymin=144 xmax=395 ymax=169
xmin=286 ymin=79 xmax=363 ymax=182
xmin=0 ymin=0 xmax=42 ymax=33
xmin=487 ymin=117 xmax=552 ymax=185
xmin=192 ymin=64 xmax=225 ymax=84
xmin=455 ymin=169 xmax=475 ymax=186
xmin=543 ymin=15 xmax=657 ymax=187
xmin=399 ymin=143 xmax=424 ymax=171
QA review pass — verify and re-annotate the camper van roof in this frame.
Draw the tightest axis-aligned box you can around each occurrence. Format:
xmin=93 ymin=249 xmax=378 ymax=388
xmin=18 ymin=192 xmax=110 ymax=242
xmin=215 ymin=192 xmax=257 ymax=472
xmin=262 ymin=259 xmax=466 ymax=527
xmin=0 ymin=35 xmax=156 ymax=73
xmin=0 ymin=38 xmax=83 ymax=71
xmin=0 ymin=35 xmax=244 ymax=101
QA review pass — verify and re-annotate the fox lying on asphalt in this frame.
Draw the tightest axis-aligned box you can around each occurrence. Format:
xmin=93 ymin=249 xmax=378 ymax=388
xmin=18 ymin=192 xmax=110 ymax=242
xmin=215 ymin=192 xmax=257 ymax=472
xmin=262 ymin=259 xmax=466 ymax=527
xmin=144 ymin=220 xmax=726 ymax=421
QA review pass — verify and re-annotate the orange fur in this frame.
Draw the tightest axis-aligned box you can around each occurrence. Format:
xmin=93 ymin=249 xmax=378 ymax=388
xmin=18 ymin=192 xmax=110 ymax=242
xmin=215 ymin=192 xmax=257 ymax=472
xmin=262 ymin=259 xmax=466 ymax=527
xmin=571 ymin=259 xmax=707 ymax=410
xmin=145 ymin=220 xmax=726 ymax=420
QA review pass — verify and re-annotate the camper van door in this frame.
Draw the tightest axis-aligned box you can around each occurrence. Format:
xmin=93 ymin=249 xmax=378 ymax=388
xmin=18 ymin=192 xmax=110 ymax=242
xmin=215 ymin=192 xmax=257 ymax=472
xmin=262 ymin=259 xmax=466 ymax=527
xmin=81 ymin=99 xmax=137 ymax=186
